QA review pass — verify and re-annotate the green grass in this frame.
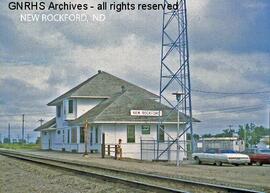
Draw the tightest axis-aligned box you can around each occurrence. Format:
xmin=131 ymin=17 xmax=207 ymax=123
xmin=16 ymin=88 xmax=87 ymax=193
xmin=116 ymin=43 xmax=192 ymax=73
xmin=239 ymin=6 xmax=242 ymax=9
xmin=0 ymin=143 xmax=40 ymax=150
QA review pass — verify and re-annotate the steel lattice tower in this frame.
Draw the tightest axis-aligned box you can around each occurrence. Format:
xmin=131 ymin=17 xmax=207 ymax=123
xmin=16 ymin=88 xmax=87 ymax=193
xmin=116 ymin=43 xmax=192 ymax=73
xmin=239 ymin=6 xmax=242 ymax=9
xmin=157 ymin=0 xmax=194 ymax=161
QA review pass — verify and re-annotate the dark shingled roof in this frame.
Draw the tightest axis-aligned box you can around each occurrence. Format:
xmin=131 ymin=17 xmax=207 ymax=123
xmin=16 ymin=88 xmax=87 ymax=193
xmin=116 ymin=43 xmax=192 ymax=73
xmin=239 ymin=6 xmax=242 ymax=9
xmin=69 ymin=91 xmax=198 ymax=126
xmin=48 ymin=71 xmax=158 ymax=106
xmin=34 ymin=118 xmax=56 ymax=131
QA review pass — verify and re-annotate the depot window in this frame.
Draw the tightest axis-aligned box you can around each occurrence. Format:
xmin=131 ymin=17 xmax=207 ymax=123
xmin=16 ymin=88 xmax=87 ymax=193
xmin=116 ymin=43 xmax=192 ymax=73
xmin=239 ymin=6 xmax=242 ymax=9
xmin=67 ymin=130 xmax=70 ymax=144
xmin=95 ymin=126 xmax=99 ymax=143
xmin=71 ymin=128 xmax=77 ymax=143
xmin=57 ymin=105 xmax=61 ymax=117
xmin=68 ymin=99 xmax=73 ymax=113
xmin=90 ymin=127 xmax=93 ymax=145
xmin=158 ymin=125 xmax=164 ymax=142
xmin=80 ymin=127 xmax=85 ymax=143
xmin=62 ymin=130 xmax=65 ymax=143
xmin=127 ymin=125 xmax=135 ymax=143
xmin=142 ymin=125 xmax=150 ymax=134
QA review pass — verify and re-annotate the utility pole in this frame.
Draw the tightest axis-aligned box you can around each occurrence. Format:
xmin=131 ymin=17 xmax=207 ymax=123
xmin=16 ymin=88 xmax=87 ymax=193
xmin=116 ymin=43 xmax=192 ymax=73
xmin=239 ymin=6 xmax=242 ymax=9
xmin=173 ymin=92 xmax=183 ymax=166
xmin=268 ymin=111 xmax=270 ymax=149
xmin=244 ymin=128 xmax=247 ymax=148
xmin=8 ymin=123 xmax=11 ymax=143
xmin=17 ymin=135 xmax=20 ymax=143
xmin=250 ymin=123 xmax=255 ymax=147
xmin=26 ymin=134 xmax=31 ymax=144
xmin=228 ymin=125 xmax=233 ymax=137
xmin=0 ymin=133 xmax=2 ymax=144
xmin=22 ymin=114 xmax=25 ymax=143
xmin=38 ymin=118 xmax=44 ymax=126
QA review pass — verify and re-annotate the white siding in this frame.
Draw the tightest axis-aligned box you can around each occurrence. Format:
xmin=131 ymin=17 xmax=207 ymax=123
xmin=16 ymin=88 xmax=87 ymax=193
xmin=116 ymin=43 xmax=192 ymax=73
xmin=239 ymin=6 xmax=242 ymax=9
xmin=41 ymin=130 xmax=61 ymax=150
xmin=41 ymin=131 xmax=50 ymax=150
xmin=76 ymin=98 xmax=104 ymax=117
xmin=42 ymin=123 xmax=187 ymax=161
xmin=100 ymin=123 xmax=186 ymax=160
xmin=100 ymin=124 xmax=184 ymax=143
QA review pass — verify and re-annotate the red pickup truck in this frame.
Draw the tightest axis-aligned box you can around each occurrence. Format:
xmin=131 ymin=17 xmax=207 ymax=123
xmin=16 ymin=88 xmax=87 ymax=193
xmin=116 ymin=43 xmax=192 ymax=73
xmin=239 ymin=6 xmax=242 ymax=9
xmin=243 ymin=148 xmax=270 ymax=166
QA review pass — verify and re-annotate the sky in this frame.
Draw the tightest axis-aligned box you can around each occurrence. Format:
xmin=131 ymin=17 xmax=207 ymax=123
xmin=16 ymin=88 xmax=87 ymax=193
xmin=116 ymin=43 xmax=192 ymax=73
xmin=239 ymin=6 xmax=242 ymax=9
xmin=0 ymin=0 xmax=270 ymax=142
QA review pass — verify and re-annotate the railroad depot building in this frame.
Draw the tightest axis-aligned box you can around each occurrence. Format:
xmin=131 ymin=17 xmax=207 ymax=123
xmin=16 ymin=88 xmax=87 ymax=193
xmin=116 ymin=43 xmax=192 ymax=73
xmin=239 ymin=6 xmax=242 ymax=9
xmin=34 ymin=71 xmax=190 ymax=161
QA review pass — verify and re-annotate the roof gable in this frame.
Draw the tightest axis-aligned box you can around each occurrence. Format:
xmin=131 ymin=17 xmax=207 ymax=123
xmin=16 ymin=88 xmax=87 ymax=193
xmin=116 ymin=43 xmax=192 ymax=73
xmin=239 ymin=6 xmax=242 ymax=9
xmin=34 ymin=118 xmax=56 ymax=131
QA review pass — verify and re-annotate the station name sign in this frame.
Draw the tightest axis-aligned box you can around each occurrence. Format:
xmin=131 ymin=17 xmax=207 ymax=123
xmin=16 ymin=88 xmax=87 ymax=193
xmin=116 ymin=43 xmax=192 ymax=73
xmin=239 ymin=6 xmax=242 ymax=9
xmin=130 ymin=110 xmax=162 ymax=117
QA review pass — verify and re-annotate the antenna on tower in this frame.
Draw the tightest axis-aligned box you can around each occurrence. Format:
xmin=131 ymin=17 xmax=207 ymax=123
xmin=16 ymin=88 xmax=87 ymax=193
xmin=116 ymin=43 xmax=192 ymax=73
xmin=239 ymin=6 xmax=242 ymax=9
xmin=157 ymin=0 xmax=194 ymax=163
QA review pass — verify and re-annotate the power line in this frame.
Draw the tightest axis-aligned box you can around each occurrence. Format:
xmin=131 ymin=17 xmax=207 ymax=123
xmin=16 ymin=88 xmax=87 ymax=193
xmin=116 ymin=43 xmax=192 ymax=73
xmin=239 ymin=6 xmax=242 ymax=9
xmin=0 ymin=110 xmax=54 ymax=116
xmin=196 ymin=104 xmax=265 ymax=113
xmin=194 ymin=104 xmax=266 ymax=116
xmin=0 ymin=113 xmax=54 ymax=117
xmin=194 ymin=94 xmax=270 ymax=102
xmin=197 ymin=107 xmax=265 ymax=115
xmin=192 ymin=89 xmax=270 ymax=95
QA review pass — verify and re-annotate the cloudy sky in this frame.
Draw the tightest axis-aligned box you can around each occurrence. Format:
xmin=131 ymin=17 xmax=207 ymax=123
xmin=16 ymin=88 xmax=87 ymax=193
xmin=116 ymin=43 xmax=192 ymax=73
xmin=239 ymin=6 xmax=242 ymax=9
xmin=0 ymin=0 xmax=269 ymax=142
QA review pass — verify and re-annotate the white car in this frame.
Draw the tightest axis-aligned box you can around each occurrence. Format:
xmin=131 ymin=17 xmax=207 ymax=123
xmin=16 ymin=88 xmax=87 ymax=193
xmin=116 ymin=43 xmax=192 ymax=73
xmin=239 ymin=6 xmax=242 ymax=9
xmin=192 ymin=149 xmax=250 ymax=166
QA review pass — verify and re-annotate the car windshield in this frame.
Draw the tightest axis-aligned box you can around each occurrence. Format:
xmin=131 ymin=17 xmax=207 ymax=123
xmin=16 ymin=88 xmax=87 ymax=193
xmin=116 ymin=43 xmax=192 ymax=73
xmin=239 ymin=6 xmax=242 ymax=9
xmin=205 ymin=149 xmax=218 ymax=154
xmin=221 ymin=150 xmax=236 ymax=153
xmin=259 ymin=149 xmax=270 ymax=154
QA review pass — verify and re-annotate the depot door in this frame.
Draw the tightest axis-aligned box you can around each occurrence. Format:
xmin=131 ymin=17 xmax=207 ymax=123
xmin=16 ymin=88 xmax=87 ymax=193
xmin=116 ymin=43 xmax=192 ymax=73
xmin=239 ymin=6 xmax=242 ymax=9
xmin=48 ymin=132 xmax=52 ymax=150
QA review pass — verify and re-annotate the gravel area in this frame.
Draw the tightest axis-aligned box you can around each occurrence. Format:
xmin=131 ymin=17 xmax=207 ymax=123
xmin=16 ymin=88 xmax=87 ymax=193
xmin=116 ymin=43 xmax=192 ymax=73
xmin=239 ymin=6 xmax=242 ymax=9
xmin=2 ymin=149 xmax=270 ymax=192
xmin=0 ymin=155 xmax=151 ymax=193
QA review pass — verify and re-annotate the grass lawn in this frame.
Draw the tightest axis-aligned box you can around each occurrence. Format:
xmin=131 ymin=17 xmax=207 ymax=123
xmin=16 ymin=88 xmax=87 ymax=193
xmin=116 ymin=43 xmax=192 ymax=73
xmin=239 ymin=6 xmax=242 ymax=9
xmin=0 ymin=143 xmax=40 ymax=150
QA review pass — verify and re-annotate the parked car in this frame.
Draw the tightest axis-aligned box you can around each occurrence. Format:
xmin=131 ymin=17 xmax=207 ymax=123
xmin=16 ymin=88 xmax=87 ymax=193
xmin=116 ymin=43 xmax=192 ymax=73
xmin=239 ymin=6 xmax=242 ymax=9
xmin=243 ymin=148 xmax=270 ymax=166
xmin=192 ymin=148 xmax=250 ymax=166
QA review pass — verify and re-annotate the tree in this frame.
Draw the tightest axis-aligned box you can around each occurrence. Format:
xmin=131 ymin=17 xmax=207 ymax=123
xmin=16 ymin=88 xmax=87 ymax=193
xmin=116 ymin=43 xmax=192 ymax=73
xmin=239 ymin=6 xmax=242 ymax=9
xmin=215 ymin=129 xmax=235 ymax=137
xmin=187 ymin=133 xmax=200 ymax=141
xmin=237 ymin=123 xmax=270 ymax=147
xmin=3 ymin=138 xmax=10 ymax=143
xmin=202 ymin=134 xmax=212 ymax=138
xmin=35 ymin=137 xmax=41 ymax=144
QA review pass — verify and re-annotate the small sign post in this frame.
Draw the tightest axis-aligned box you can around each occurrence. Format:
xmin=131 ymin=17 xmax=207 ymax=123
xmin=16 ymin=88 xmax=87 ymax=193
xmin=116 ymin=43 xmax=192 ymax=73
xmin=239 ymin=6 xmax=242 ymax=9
xmin=101 ymin=133 xmax=105 ymax=158
xmin=83 ymin=119 xmax=89 ymax=157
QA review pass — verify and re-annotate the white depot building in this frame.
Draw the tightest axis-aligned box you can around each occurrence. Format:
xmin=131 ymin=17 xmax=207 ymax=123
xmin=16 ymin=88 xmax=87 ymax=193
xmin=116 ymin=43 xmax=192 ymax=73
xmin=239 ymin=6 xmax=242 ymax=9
xmin=34 ymin=71 xmax=192 ymax=161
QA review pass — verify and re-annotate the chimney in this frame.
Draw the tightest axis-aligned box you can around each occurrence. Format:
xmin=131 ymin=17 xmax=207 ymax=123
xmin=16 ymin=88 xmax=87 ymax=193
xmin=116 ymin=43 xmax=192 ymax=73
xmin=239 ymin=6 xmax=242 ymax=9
xmin=121 ymin=85 xmax=126 ymax=93
xmin=98 ymin=70 xmax=102 ymax=74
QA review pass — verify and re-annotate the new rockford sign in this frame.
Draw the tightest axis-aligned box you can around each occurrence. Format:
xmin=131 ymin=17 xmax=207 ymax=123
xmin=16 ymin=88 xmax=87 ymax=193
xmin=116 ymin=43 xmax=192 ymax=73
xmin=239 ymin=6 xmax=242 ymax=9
xmin=130 ymin=110 xmax=162 ymax=117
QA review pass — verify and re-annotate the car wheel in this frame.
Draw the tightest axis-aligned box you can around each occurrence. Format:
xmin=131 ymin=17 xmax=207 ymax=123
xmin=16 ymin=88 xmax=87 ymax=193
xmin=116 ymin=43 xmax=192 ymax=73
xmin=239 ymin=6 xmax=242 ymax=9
xmin=256 ymin=161 xmax=263 ymax=166
xmin=233 ymin=164 xmax=239 ymax=166
xmin=216 ymin=161 xmax=222 ymax=166
xmin=248 ymin=163 xmax=252 ymax=166
xmin=195 ymin=157 xmax=201 ymax=165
